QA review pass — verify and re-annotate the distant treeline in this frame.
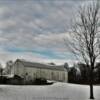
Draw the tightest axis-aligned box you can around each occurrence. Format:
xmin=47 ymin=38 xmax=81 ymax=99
xmin=68 ymin=63 xmax=100 ymax=84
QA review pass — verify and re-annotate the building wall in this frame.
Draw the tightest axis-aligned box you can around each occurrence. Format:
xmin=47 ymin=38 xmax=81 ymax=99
xmin=13 ymin=61 xmax=68 ymax=82
xmin=13 ymin=61 xmax=25 ymax=78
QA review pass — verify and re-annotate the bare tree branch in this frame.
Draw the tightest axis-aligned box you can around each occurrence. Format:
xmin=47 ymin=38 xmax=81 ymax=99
xmin=65 ymin=1 xmax=100 ymax=99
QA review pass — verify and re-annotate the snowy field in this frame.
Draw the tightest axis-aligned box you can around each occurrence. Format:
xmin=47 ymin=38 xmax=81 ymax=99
xmin=0 ymin=82 xmax=100 ymax=100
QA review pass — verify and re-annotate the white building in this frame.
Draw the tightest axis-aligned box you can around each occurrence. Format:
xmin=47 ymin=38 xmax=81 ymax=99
xmin=12 ymin=59 xmax=68 ymax=82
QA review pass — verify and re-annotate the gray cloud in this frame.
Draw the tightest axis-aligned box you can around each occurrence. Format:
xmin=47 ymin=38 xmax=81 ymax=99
xmin=0 ymin=0 xmax=80 ymax=48
xmin=0 ymin=0 xmax=87 ymax=65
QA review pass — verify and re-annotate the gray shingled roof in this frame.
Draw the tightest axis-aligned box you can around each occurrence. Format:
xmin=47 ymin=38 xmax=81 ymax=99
xmin=16 ymin=59 xmax=66 ymax=71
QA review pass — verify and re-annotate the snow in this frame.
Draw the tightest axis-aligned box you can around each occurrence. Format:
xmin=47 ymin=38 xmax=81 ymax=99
xmin=0 ymin=82 xmax=99 ymax=100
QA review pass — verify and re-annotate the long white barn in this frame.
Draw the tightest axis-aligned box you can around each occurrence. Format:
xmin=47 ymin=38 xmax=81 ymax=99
xmin=12 ymin=59 xmax=68 ymax=82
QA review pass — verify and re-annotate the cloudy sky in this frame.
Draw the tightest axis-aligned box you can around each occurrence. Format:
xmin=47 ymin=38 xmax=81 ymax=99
xmin=0 ymin=0 xmax=89 ymax=66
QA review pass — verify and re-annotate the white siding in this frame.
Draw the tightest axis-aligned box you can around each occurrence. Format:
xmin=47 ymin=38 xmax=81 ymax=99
xmin=13 ymin=61 xmax=68 ymax=82
xmin=13 ymin=62 xmax=25 ymax=77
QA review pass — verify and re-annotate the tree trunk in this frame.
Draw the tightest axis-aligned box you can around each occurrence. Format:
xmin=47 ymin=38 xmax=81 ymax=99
xmin=90 ymin=84 xmax=94 ymax=99
xmin=90 ymin=67 xmax=94 ymax=99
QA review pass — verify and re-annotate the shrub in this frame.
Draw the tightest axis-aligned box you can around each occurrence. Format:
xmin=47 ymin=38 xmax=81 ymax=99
xmin=33 ymin=78 xmax=47 ymax=85
xmin=6 ymin=75 xmax=24 ymax=85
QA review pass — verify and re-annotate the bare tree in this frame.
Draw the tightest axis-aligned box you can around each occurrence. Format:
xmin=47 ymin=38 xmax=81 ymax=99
xmin=66 ymin=1 xmax=100 ymax=99
xmin=4 ymin=60 xmax=13 ymax=75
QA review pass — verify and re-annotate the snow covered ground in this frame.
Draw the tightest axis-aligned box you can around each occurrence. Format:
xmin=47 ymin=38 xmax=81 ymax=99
xmin=0 ymin=82 xmax=100 ymax=100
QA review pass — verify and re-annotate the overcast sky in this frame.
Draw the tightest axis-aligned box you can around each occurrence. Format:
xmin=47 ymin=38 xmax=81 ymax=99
xmin=0 ymin=0 xmax=92 ymax=66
